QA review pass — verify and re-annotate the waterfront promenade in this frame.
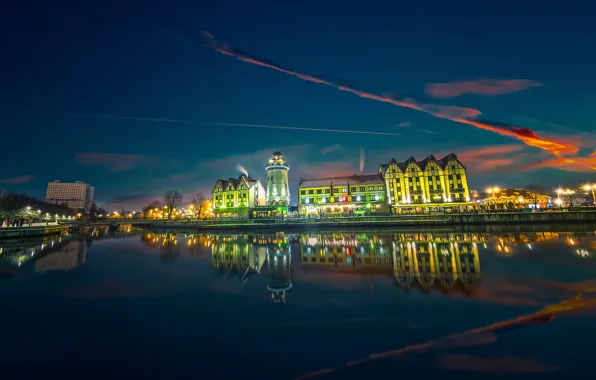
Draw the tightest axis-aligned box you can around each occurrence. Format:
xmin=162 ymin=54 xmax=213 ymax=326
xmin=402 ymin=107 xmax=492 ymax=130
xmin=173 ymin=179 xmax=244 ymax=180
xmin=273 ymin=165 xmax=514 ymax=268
xmin=149 ymin=209 xmax=596 ymax=230
xmin=3 ymin=210 xmax=596 ymax=239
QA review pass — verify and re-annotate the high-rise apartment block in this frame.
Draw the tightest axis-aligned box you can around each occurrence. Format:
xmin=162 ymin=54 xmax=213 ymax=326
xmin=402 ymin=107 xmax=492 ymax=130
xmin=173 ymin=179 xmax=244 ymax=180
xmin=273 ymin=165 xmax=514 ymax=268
xmin=45 ymin=180 xmax=95 ymax=210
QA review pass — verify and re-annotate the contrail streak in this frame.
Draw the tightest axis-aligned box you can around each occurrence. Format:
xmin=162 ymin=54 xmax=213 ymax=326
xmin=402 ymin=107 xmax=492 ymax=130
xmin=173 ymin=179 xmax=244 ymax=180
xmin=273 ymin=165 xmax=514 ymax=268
xmin=203 ymin=32 xmax=578 ymax=157
xmin=66 ymin=114 xmax=402 ymax=136
xmin=206 ymin=122 xmax=401 ymax=136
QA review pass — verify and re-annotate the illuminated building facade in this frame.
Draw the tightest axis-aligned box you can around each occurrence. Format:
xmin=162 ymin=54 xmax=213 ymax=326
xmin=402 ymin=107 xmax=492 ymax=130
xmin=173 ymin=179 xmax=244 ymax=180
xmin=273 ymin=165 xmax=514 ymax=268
xmin=479 ymin=188 xmax=551 ymax=209
xmin=211 ymin=174 xmax=266 ymax=217
xmin=266 ymin=151 xmax=290 ymax=206
xmin=45 ymin=180 xmax=95 ymax=210
xmin=379 ymin=153 xmax=472 ymax=213
xmin=298 ymin=174 xmax=388 ymax=215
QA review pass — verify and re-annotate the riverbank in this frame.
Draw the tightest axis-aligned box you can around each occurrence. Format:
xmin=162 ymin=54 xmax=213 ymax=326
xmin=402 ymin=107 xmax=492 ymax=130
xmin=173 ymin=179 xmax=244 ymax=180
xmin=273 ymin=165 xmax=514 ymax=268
xmin=0 ymin=225 xmax=68 ymax=240
xmin=147 ymin=210 xmax=596 ymax=231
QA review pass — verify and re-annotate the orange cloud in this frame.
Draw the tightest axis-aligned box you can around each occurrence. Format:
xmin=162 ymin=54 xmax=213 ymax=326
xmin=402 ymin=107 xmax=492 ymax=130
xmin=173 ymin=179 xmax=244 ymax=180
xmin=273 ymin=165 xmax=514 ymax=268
xmin=518 ymin=151 xmax=596 ymax=172
xmin=450 ymin=144 xmax=526 ymax=173
xmin=204 ymin=32 xmax=579 ymax=160
xmin=426 ymin=79 xmax=542 ymax=98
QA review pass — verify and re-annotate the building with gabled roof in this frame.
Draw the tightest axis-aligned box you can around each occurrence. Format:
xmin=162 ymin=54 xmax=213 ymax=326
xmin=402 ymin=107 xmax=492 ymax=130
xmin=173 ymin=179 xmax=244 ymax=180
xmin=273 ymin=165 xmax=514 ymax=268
xmin=211 ymin=174 xmax=266 ymax=217
xmin=379 ymin=153 xmax=473 ymax=213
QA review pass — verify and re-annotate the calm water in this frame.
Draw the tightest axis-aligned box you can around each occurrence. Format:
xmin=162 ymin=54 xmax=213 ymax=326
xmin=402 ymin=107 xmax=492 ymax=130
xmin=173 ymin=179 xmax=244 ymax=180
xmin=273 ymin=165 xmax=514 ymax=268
xmin=1 ymin=226 xmax=595 ymax=379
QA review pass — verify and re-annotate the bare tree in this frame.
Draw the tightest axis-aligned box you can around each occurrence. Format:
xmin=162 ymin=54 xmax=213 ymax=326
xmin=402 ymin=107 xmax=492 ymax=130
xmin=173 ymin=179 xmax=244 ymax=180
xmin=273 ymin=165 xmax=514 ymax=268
xmin=191 ymin=193 xmax=207 ymax=219
xmin=163 ymin=190 xmax=182 ymax=219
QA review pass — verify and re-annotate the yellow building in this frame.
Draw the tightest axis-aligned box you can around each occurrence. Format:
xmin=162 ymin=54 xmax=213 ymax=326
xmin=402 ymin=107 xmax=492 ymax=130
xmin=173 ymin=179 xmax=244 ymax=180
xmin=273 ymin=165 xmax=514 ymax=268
xmin=379 ymin=153 xmax=473 ymax=213
xmin=298 ymin=174 xmax=388 ymax=215
xmin=211 ymin=174 xmax=266 ymax=217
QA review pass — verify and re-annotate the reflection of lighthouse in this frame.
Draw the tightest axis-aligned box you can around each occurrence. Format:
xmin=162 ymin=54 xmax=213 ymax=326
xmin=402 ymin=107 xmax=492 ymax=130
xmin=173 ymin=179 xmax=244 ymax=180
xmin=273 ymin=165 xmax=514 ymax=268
xmin=266 ymin=151 xmax=290 ymax=206
xmin=266 ymin=235 xmax=292 ymax=304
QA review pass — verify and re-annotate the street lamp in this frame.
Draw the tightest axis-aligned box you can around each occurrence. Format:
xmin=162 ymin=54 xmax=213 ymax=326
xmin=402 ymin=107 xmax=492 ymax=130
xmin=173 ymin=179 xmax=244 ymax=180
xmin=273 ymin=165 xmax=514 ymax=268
xmin=583 ymin=183 xmax=596 ymax=204
xmin=563 ymin=189 xmax=575 ymax=207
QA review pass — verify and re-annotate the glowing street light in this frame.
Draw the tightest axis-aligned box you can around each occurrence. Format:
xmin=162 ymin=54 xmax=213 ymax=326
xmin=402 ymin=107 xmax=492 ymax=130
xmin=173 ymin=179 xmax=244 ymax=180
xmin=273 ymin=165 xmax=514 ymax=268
xmin=583 ymin=183 xmax=596 ymax=203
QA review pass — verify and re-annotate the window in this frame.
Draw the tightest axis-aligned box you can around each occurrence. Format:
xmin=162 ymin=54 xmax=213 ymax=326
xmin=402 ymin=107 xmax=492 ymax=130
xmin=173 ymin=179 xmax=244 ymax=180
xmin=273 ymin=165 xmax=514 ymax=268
xmin=342 ymin=188 xmax=347 ymax=193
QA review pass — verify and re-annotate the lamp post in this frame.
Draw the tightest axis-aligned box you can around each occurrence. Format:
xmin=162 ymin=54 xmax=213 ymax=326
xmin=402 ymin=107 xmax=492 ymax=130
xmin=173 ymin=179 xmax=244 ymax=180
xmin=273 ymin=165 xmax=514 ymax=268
xmin=564 ymin=189 xmax=575 ymax=207
xmin=486 ymin=186 xmax=501 ymax=209
xmin=583 ymin=184 xmax=596 ymax=204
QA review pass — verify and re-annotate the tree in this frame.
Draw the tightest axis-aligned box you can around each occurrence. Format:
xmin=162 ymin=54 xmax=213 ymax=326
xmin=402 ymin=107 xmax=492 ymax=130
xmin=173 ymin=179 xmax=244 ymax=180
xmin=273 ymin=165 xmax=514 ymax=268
xmin=191 ymin=193 xmax=206 ymax=219
xmin=525 ymin=184 xmax=547 ymax=208
xmin=163 ymin=190 xmax=182 ymax=220
xmin=89 ymin=202 xmax=97 ymax=220
xmin=142 ymin=201 xmax=162 ymax=219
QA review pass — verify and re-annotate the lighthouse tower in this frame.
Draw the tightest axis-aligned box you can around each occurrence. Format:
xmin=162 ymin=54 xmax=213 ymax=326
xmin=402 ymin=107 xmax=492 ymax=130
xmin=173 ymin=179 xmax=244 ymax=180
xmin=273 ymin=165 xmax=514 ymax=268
xmin=266 ymin=151 xmax=290 ymax=206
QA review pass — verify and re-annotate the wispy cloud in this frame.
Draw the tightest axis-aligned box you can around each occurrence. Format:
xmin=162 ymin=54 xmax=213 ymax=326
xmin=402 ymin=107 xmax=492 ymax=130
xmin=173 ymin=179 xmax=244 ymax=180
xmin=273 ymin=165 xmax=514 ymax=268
xmin=74 ymin=152 xmax=179 ymax=172
xmin=320 ymin=144 xmax=341 ymax=154
xmin=396 ymin=121 xmax=411 ymax=128
xmin=0 ymin=175 xmax=35 ymax=184
xmin=203 ymin=32 xmax=577 ymax=158
xmin=445 ymin=144 xmax=527 ymax=173
xmin=422 ymin=129 xmax=436 ymax=135
xmin=75 ymin=153 xmax=153 ymax=172
xmin=426 ymin=79 xmax=542 ymax=98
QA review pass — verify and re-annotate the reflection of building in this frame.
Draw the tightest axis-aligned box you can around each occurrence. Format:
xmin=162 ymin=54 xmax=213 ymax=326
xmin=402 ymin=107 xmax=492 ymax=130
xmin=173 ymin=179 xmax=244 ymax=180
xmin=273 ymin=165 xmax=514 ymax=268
xmin=298 ymin=175 xmax=388 ymax=216
xmin=265 ymin=233 xmax=292 ymax=304
xmin=299 ymin=231 xmax=483 ymax=295
xmin=379 ymin=153 xmax=473 ymax=213
xmin=391 ymin=233 xmax=482 ymax=294
xmin=212 ymin=175 xmax=266 ymax=218
xmin=45 ymin=180 xmax=95 ymax=210
xmin=35 ymin=240 xmax=87 ymax=272
xmin=300 ymin=233 xmax=392 ymax=273
xmin=210 ymin=235 xmax=267 ymax=280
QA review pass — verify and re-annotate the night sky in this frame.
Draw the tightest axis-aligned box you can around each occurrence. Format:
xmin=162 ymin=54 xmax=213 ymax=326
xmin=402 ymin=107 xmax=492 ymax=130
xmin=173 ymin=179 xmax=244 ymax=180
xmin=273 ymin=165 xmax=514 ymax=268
xmin=1 ymin=0 xmax=595 ymax=211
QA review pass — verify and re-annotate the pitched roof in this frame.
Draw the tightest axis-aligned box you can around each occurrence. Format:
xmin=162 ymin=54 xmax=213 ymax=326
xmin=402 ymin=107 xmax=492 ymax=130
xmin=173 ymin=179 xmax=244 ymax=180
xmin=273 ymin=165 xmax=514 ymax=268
xmin=299 ymin=174 xmax=384 ymax=188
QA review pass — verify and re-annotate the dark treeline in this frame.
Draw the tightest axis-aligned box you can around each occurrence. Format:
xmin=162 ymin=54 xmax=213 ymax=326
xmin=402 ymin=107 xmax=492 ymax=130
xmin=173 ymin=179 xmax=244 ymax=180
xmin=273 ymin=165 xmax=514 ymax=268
xmin=0 ymin=189 xmax=74 ymax=219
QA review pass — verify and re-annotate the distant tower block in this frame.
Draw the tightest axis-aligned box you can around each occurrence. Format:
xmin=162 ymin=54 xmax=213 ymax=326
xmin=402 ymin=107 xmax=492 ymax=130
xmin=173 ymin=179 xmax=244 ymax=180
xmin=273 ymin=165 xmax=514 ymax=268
xmin=266 ymin=151 xmax=290 ymax=205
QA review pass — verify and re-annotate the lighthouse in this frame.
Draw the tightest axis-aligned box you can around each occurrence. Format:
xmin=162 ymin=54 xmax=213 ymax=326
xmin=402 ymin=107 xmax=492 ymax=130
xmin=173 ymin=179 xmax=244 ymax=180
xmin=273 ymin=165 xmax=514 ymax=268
xmin=266 ymin=151 xmax=290 ymax=206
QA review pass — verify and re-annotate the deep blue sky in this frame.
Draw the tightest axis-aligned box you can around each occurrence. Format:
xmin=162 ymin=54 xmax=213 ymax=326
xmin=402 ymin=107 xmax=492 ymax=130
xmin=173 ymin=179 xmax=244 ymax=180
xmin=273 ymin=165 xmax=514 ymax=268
xmin=1 ymin=0 xmax=595 ymax=210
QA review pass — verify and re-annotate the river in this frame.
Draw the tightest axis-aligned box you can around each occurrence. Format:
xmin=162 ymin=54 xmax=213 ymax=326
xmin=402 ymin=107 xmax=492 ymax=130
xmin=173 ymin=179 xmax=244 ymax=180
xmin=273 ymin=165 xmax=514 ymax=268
xmin=1 ymin=225 xmax=595 ymax=379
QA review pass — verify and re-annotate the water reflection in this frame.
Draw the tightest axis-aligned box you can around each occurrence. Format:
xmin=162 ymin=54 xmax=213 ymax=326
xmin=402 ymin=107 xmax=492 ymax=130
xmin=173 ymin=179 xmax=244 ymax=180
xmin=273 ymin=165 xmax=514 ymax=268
xmin=132 ymin=228 xmax=595 ymax=303
xmin=35 ymin=239 xmax=87 ymax=272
